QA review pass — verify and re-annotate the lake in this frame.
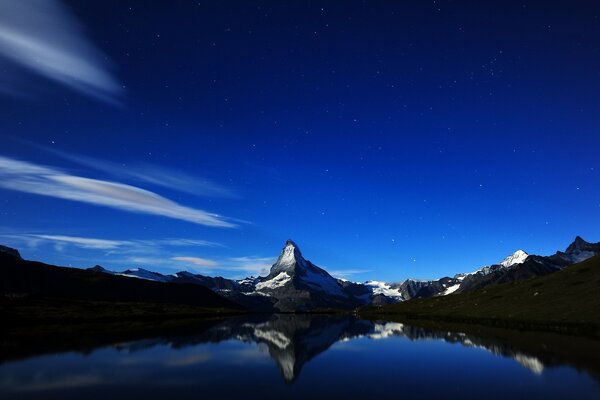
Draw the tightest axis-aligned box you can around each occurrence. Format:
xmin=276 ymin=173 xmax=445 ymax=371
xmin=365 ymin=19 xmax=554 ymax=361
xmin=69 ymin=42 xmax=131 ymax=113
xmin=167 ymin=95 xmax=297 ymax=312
xmin=1 ymin=314 xmax=599 ymax=399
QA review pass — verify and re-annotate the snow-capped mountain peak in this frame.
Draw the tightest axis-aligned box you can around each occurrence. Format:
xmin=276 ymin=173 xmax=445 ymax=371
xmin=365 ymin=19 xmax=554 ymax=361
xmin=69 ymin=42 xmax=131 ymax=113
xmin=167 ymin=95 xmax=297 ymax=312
xmin=364 ymin=280 xmax=404 ymax=300
xmin=119 ymin=268 xmax=172 ymax=282
xmin=270 ymin=239 xmax=308 ymax=274
xmin=499 ymin=250 xmax=529 ymax=267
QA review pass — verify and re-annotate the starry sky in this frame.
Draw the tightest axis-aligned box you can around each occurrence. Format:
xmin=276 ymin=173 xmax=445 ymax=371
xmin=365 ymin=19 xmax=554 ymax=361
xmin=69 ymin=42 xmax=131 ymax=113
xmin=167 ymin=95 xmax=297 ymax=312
xmin=1 ymin=0 xmax=599 ymax=282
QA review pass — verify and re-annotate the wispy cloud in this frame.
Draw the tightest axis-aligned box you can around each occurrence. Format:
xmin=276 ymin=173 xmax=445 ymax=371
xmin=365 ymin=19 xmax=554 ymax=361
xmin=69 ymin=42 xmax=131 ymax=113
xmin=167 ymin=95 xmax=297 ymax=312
xmin=3 ymin=233 xmax=222 ymax=252
xmin=31 ymin=235 xmax=125 ymax=250
xmin=224 ymin=256 xmax=275 ymax=276
xmin=328 ymin=268 xmax=373 ymax=279
xmin=0 ymin=0 xmax=122 ymax=102
xmin=147 ymin=239 xmax=223 ymax=247
xmin=1 ymin=231 xmax=275 ymax=277
xmin=0 ymin=156 xmax=236 ymax=227
xmin=168 ymin=255 xmax=275 ymax=276
xmin=172 ymin=256 xmax=217 ymax=268
xmin=168 ymin=255 xmax=274 ymax=276
xmin=40 ymin=147 xmax=237 ymax=198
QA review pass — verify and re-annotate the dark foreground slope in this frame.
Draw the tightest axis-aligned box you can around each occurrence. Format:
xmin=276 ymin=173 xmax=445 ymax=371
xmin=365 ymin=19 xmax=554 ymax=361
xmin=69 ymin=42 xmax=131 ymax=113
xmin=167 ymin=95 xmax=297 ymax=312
xmin=364 ymin=254 xmax=600 ymax=335
xmin=0 ymin=248 xmax=243 ymax=322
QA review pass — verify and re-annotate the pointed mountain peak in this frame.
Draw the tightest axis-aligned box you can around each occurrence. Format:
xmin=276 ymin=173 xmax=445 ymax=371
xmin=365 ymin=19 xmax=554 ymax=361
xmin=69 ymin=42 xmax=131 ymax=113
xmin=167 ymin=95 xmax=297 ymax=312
xmin=285 ymin=239 xmax=299 ymax=249
xmin=267 ymin=239 xmax=308 ymax=276
xmin=499 ymin=249 xmax=529 ymax=267
xmin=566 ymin=236 xmax=591 ymax=254
xmin=88 ymin=265 xmax=110 ymax=273
xmin=0 ymin=244 xmax=22 ymax=259
xmin=279 ymin=239 xmax=304 ymax=263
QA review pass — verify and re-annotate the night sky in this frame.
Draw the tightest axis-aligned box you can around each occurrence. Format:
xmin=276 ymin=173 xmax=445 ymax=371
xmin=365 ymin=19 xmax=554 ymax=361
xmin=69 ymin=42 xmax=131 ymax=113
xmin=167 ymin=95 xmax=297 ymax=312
xmin=1 ymin=1 xmax=599 ymax=282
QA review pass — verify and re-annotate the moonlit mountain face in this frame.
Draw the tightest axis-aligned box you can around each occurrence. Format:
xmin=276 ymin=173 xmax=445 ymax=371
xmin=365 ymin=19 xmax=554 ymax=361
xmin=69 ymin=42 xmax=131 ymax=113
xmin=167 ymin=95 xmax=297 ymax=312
xmin=251 ymin=240 xmax=364 ymax=310
xmin=500 ymin=250 xmax=529 ymax=267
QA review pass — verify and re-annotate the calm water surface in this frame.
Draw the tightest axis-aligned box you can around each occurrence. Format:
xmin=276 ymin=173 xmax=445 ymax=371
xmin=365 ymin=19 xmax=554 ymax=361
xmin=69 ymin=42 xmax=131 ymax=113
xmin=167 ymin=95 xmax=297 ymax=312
xmin=1 ymin=315 xmax=599 ymax=399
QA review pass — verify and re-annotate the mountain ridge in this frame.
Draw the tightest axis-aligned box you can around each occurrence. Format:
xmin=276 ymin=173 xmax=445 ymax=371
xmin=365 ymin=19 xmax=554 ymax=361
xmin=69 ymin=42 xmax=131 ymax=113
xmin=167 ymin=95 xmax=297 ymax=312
xmin=2 ymin=235 xmax=599 ymax=312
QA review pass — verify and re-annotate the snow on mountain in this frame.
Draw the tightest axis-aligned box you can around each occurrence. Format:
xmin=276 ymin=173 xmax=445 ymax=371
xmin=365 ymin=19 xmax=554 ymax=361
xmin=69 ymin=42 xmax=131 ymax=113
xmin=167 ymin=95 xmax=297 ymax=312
xmin=237 ymin=277 xmax=258 ymax=285
xmin=274 ymin=240 xmax=301 ymax=271
xmin=255 ymin=272 xmax=291 ymax=290
xmin=300 ymin=266 xmax=347 ymax=297
xmin=460 ymin=249 xmax=530 ymax=279
xmin=364 ymin=280 xmax=404 ymax=300
xmin=256 ymin=240 xmax=347 ymax=298
xmin=82 ymin=235 xmax=600 ymax=310
xmin=441 ymin=283 xmax=461 ymax=295
xmin=499 ymin=250 xmax=529 ymax=267
xmin=118 ymin=268 xmax=172 ymax=282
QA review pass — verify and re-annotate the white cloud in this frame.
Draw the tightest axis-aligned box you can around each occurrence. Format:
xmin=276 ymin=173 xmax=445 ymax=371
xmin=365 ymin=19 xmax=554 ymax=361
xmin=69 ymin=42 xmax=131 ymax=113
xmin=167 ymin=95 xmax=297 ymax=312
xmin=0 ymin=0 xmax=122 ymax=102
xmin=2 ymin=233 xmax=222 ymax=253
xmin=0 ymin=156 xmax=236 ymax=227
xmin=172 ymin=256 xmax=217 ymax=268
xmin=328 ymin=268 xmax=373 ymax=279
xmin=0 ymin=231 xmax=274 ymax=278
xmin=144 ymin=238 xmax=223 ymax=248
xmin=32 ymin=235 xmax=125 ymax=250
xmin=224 ymin=256 xmax=275 ymax=276
xmin=41 ymin=147 xmax=237 ymax=198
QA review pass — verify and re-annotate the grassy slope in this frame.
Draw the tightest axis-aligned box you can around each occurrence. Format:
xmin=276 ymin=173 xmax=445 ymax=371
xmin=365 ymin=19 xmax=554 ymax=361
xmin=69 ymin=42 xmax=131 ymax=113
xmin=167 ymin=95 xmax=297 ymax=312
xmin=364 ymin=254 xmax=600 ymax=334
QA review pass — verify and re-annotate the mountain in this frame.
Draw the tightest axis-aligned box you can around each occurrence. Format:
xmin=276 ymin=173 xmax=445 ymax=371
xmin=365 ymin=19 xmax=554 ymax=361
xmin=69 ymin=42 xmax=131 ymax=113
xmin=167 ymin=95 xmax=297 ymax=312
xmin=0 ymin=246 xmax=242 ymax=315
xmin=374 ymin=250 xmax=532 ymax=302
xmin=391 ymin=238 xmax=600 ymax=300
xmin=242 ymin=240 xmax=368 ymax=311
xmin=85 ymin=240 xmax=375 ymax=311
xmin=366 ymin=253 xmax=600 ymax=334
xmin=88 ymin=236 xmax=600 ymax=309
xmin=455 ymin=237 xmax=600 ymax=294
xmin=3 ymin=235 xmax=598 ymax=312
xmin=0 ymin=245 xmax=22 ymax=259
xmin=500 ymin=249 xmax=529 ymax=267
xmin=557 ymin=235 xmax=600 ymax=263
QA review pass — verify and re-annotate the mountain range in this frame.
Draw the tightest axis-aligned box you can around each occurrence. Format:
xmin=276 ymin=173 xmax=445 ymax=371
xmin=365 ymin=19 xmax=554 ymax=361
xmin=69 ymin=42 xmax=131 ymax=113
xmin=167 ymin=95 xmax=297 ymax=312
xmin=0 ymin=245 xmax=240 ymax=312
xmin=1 ymin=236 xmax=598 ymax=312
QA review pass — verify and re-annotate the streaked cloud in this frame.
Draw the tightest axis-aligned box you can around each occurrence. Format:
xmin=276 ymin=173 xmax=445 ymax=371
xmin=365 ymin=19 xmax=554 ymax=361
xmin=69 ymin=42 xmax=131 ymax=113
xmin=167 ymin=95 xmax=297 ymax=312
xmin=172 ymin=256 xmax=217 ymax=268
xmin=329 ymin=268 xmax=373 ymax=279
xmin=117 ymin=256 xmax=177 ymax=268
xmin=31 ymin=235 xmax=125 ymax=250
xmin=225 ymin=256 xmax=275 ymax=276
xmin=172 ymin=255 xmax=274 ymax=276
xmin=41 ymin=147 xmax=237 ymax=198
xmin=3 ymin=233 xmax=222 ymax=252
xmin=0 ymin=0 xmax=122 ymax=102
xmin=1 ymin=231 xmax=273 ymax=277
xmin=0 ymin=156 xmax=236 ymax=227
xmin=147 ymin=238 xmax=223 ymax=247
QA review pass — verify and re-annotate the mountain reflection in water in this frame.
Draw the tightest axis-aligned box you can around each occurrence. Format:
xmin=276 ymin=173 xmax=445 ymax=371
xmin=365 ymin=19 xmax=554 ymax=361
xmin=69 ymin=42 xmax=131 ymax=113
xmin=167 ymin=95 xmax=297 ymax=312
xmin=109 ymin=314 xmax=596 ymax=382
xmin=1 ymin=314 xmax=599 ymax=399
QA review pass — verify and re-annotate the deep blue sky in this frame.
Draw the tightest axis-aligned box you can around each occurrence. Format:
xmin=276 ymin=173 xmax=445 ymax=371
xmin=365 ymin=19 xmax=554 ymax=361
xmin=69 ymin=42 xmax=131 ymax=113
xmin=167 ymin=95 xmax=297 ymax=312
xmin=0 ymin=1 xmax=599 ymax=282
